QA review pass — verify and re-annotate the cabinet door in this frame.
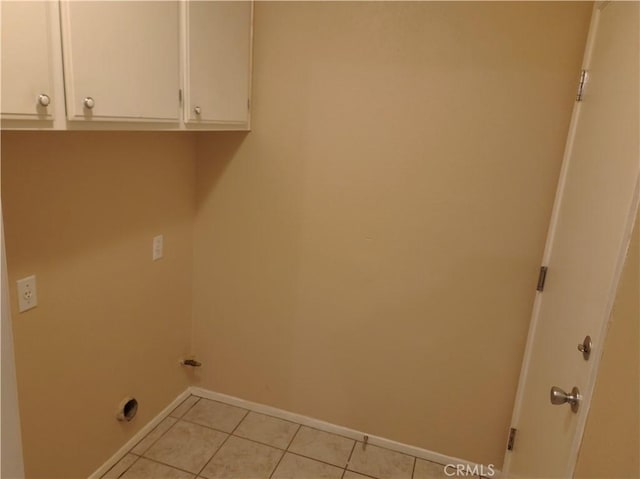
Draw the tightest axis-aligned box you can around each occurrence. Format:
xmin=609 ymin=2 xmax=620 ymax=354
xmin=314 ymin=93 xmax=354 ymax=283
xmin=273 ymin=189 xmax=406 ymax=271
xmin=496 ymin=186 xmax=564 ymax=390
xmin=1 ymin=1 xmax=57 ymax=120
xmin=185 ymin=1 xmax=252 ymax=126
xmin=61 ymin=1 xmax=179 ymax=122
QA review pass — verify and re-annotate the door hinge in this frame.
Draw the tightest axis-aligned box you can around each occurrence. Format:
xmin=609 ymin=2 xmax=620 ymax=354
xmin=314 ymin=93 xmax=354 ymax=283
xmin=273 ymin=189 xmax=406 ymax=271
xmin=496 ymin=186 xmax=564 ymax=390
xmin=536 ymin=266 xmax=548 ymax=292
xmin=247 ymin=98 xmax=251 ymax=110
xmin=576 ymin=69 xmax=588 ymax=102
xmin=507 ymin=427 xmax=517 ymax=451
xmin=179 ymin=89 xmax=183 ymax=104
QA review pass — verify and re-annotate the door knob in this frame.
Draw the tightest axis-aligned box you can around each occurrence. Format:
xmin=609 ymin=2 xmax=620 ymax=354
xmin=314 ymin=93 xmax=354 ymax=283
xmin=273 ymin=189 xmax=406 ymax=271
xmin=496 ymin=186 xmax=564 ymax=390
xmin=83 ymin=97 xmax=95 ymax=109
xmin=550 ymin=386 xmax=581 ymax=413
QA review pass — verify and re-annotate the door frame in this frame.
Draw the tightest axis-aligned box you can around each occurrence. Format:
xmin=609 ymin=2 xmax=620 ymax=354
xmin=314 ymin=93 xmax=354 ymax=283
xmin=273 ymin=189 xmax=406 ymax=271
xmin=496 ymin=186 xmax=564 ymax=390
xmin=502 ymin=2 xmax=640 ymax=475
xmin=1 ymin=205 xmax=26 ymax=478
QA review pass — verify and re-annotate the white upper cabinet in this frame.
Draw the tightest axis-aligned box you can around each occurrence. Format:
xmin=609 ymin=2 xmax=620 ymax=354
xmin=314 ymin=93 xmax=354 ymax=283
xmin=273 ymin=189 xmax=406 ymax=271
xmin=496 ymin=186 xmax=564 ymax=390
xmin=1 ymin=1 xmax=59 ymax=120
xmin=60 ymin=1 xmax=180 ymax=122
xmin=184 ymin=1 xmax=252 ymax=127
xmin=2 ymin=1 xmax=252 ymax=130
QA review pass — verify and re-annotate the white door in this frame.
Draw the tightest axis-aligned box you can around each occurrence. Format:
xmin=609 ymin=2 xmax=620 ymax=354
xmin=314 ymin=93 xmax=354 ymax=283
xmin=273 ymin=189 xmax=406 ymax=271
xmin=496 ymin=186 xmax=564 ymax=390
xmin=1 ymin=1 xmax=57 ymax=120
xmin=60 ymin=1 xmax=180 ymax=122
xmin=504 ymin=2 xmax=639 ymax=477
xmin=184 ymin=1 xmax=252 ymax=126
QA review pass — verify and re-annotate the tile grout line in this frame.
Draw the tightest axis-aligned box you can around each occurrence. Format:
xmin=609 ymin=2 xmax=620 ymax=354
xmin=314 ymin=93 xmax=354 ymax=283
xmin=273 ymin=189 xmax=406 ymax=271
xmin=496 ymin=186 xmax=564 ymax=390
xmin=133 ymin=414 xmax=182 ymax=457
xmin=286 ymin=450 xmax=350 ymax=473
xmin=103 ymin=405 xmax=189 ymax=479
xmin=133 ymin=455 xmax=202 ymax=477
xmin=124 ymin=455 xmax=141 ymax=479
xmin=191 ymin=407 xmax=251 ymax=479
xmin=290 ymin=423 xmax=360 ymax=459
xmin=284 ymin=426 xmax=356 ymax=471
xmin=170 ymin=395 xmax=201 ymax=420
xmin=230 ymin=409 xmax=251 ymax=435
xmin=265 ymin=422 xmax=304 ymax=478
xmin=192 ymin=406 xmax=249 ymax=479
xmin=292 ymin=422 xmax=358 ymax=446
xmin=131 ymin=397 xmax=218 ymax=478
xmin=120 ymin=455 xmax=141 ymax=479
xmin=268 ymin=422 xmax=303 ymax=479
xmin=285 ymin=423 xmax=302 ymax=451
xmin=194 ymin=431 xmax=232 ymax=479
xmin=344 ymin=439 xmax=357 ymax=474
xmin=128 ymin=419 xmax=164 ymax=454
xmin=180 ymin=416 xmax=246 ymax=435
xmin=127 ymin=394 xmax=195 ymax=454
xmin=346 ymin=440 xmax=416 ymax=479
xmin=345 ymin=471 xmax=379 ymax=479
xmin=268 ymin=448 xmax=287 ymax=479
xmin=100 ymin=453 xmax=141 ymax=479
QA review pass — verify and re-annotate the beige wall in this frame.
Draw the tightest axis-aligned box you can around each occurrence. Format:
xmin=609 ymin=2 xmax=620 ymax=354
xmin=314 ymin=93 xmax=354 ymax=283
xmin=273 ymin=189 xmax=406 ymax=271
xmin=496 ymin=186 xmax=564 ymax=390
xmin=1 ymin=3 xmax=597 ymax=475
xmin=1 ymin=132 xmax=196 ymax=479
xmin=575 ymin=212 xmax=639 ymax=478
xmin=193 ymin=2 xmax=592 ymax=467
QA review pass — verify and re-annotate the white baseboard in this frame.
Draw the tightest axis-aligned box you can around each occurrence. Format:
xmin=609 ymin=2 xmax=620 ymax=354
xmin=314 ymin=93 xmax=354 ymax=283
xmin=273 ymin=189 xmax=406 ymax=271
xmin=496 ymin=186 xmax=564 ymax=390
xmin=190 ymin=386 xmax=500 ymax=475
xmin=87 ymin=389 xmax=191 ymax=479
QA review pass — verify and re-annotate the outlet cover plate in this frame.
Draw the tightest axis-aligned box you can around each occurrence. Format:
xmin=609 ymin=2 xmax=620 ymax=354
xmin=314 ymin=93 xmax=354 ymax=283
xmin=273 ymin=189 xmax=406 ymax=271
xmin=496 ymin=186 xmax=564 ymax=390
xmin=153 ymin=235 xmax=163 ymax=261
xmin=17 ymin=275 xmax=38 ymax=312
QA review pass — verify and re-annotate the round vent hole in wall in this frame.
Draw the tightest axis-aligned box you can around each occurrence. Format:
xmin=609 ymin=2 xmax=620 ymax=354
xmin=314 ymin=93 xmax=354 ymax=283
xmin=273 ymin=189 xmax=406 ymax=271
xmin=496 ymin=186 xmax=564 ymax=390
xmin=116 ymin=397 xmax=138 ymax=422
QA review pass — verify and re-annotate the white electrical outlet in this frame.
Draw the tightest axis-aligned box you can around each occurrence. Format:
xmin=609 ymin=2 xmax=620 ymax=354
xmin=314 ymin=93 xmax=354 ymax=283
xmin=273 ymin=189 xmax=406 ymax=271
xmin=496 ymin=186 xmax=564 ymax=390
xmin=17 ymin=275 xmax=38 ymax=313
xmin=152 ymin=235 xmax=163 ymax=261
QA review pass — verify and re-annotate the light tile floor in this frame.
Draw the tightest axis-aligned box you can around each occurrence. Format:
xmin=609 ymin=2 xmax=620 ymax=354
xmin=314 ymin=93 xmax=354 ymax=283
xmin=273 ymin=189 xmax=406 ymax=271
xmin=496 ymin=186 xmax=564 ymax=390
xmin=102 ymin=395 xmax=484 ymax=479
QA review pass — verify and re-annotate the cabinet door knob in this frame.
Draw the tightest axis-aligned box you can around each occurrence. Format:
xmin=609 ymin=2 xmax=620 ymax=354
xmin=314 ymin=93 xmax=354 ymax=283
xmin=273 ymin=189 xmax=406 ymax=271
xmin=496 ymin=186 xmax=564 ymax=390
xmin=83 ymin=97 xmax=95 ymax=109
xmin=194 ymin=106 xmax=202 ymax=115
xmin=38 ymin=94 xmax=50 ymax=107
